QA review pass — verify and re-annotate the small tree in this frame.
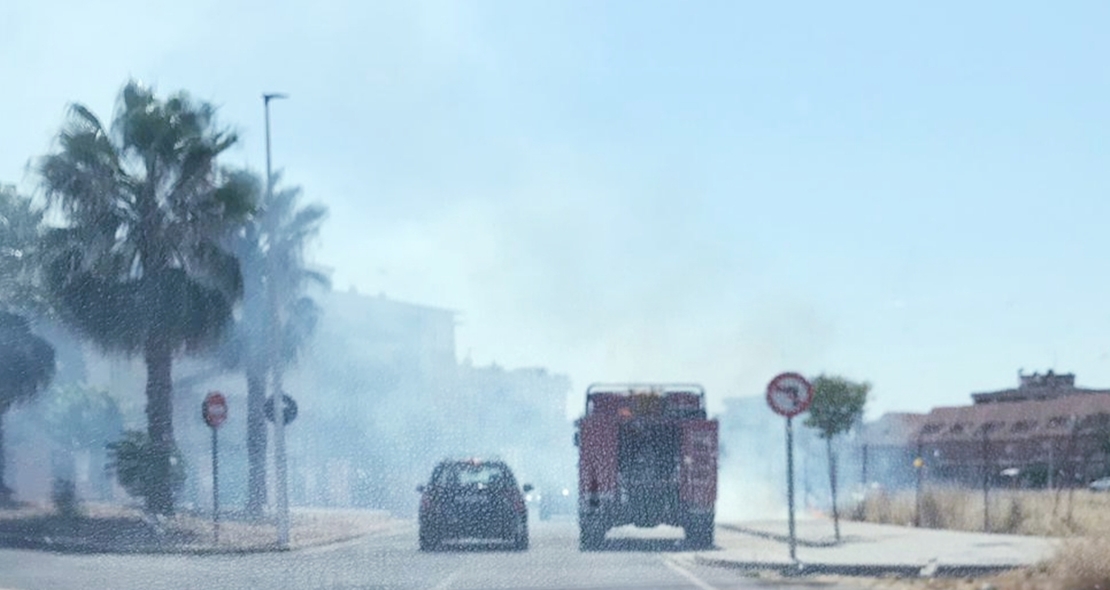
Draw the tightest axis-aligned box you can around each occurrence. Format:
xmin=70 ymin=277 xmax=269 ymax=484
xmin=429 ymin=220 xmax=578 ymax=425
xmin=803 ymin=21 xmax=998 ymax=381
xmin=40 ymin=384 xmax=125 ymax=499
xmin=804 ymin=374 xmax=870 ymax=542
xmin=0 ymin=312 xmax=56 ymax=503
xmin=107 ymin=430 xmax=186 ymax=508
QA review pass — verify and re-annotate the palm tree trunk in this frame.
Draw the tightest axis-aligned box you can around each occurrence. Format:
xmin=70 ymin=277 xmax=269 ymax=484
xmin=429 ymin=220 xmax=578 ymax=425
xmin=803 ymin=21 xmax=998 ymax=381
xmin=246 ymin=359 xmax=268 ymax=518
xmin=0 ymin=408 xmax=10 ymax=504
xmin=827 ymin=436 xmax=841 ymax=542
xmin=144 ymin=335 xmax=175 ymax=515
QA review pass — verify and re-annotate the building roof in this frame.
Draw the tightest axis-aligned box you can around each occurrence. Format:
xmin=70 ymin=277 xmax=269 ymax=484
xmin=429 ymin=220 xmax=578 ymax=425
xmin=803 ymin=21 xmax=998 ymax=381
xmin=970 ymin=370 xmax=1110 ymax=404
xmin=914 ymin=393 xmax=1110 ymax=444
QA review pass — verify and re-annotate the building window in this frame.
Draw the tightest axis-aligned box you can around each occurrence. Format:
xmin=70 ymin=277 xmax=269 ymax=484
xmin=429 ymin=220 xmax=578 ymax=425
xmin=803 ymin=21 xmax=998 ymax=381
xmin=979 ymin=421 xmax=1003 ymax=435
xmin=920 ymin=423 xmax=943 ymax=436
xmin=1010 ymin=420 xmax=1036 ymax=434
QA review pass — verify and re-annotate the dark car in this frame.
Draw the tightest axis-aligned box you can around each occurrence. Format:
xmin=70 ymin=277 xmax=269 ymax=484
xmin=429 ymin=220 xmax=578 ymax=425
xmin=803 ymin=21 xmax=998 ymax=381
xmin=418 ymin=458 xmax=532 ymax=551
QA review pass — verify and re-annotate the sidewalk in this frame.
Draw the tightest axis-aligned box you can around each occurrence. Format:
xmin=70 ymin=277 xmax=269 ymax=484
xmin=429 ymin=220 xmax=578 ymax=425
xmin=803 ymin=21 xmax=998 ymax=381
xmin=0 ymin=503 xmax=403 ymax=555
xmin=698 ymin=518 xmax=1060 ymax=577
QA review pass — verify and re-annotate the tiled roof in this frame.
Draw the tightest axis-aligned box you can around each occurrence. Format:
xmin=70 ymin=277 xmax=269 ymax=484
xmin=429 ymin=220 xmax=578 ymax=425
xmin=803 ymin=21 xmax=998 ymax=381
xmin=911 ymin=393 xmax=1110 ymax=443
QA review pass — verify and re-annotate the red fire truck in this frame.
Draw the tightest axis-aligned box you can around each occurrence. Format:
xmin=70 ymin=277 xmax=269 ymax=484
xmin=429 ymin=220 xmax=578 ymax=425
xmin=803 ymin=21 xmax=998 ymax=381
xmin=574 ymin=383 xmax=718 ymax=550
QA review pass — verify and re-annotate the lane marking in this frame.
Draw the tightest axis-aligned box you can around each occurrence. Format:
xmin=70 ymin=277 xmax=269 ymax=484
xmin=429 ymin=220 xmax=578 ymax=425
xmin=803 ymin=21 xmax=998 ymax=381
xmin=430 ymin=568 xmax=462 ymax=590
xmin=660 ymin=555 xmax=720 ymax=590
xmin=296 ymin=524 xmax=415 ymax=556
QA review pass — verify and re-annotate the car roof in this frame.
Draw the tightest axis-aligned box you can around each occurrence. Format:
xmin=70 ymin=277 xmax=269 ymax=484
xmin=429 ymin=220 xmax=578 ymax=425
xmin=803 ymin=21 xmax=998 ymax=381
xmin=437 ymin=458 xmax=510 ymax=469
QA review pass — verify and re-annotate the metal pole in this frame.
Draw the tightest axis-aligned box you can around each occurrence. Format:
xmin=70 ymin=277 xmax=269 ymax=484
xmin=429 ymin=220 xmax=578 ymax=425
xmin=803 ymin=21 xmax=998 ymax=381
xmin=264 ymin=92 xmax=290 ymax=548
xmin=914 ymin=462 xmax=923 ymax=528
xmin=786 ymin=416 xmax=797 ymax=563
xmin=861 ymin=443 xmax=868 ymax=488
xmin=1047 ymin=442 xmax=1055 ymax=490
xmin=914 ymin=440 xmax=922 ymax=528
xmin=982 ymin=430 xmax=990 ymax=532
xmin=212 ymin=427 xmax=220 ymax=545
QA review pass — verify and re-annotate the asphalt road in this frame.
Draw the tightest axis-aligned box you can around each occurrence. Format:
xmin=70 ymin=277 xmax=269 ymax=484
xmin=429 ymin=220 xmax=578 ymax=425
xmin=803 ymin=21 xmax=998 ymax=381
xmin=0 ymin=519 xmax=852 ymax=590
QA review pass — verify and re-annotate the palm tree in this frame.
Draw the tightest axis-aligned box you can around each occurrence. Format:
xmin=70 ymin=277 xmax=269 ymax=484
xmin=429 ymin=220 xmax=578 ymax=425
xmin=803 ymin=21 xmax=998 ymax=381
xmin=38 ymin=80 xmax=252 ymax=515
xmin=224 ymin=170 xmax=328 ymax=517
xmin=0 ymin=185 xmax=47 ymax=314
xmin=0 ymin=312 xmax=56 ymax=503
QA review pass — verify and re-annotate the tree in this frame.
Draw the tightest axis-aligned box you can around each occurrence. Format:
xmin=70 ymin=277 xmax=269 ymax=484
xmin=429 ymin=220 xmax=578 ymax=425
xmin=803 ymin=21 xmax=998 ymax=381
xmin=804 ymin=374 xmax=870 ymax=543
xmin=0 ymin=312 xmax=56 ymax=503
xmin=223 ymin=171 xmax=328 ymax=517
xmin=107 ymin=430 xmax=186 ymax=506
xmin=39 ymin=383 xmax=124 ymax=498
xmin=0 ymin=185 xmax=48 ymax=314
xmin=38 ymin=80 xmax=253 ymax=514
xmin=1 ymin=185 xmax=89 ymax=388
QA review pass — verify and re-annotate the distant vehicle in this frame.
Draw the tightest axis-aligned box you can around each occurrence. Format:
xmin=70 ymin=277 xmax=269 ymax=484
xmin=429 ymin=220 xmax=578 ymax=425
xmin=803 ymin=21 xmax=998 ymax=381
xmin=1089 ymin=477 xmax=1110 ymax=492
xmin=574 ymin=383 xmax=718 ymax=550
xmin=417 ymin=458 xmax=532 ymax=551
xmin=537 ymin=485 xmax=576 ymax=521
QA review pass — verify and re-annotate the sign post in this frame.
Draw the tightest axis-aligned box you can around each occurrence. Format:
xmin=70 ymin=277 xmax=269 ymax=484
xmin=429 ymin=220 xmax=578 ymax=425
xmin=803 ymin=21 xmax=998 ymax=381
xmin=202 ymin=392 xmax=228 ymax=545
xmin=914 ymin=455 xmax=925 ymax=527
xmin=766 ymin=372 xmax=814 ymax=565
xmin=265 ymin=392 xmax=297 ymax=547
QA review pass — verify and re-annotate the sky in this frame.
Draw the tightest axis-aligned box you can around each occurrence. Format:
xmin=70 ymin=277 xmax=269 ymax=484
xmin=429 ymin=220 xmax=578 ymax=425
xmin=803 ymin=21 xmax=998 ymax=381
xmin=3 ymin=1 xmax=1110 ymax=419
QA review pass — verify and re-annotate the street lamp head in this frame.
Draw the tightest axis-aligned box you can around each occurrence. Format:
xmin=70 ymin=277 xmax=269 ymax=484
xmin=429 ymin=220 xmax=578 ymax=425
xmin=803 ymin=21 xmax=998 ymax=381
xmin=263 ymin=92 xmax=289 ymax=102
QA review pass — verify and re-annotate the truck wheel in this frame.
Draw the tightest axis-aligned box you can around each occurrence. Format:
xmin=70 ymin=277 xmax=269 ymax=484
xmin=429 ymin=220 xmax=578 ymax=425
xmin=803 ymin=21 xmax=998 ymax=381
xmin=579 ymin=518 xmax=605 ymax=551
xmin=684 ymin=517 xmax=714 ymax=549
xmin=419 ymin=526 xmax=440 ymax=552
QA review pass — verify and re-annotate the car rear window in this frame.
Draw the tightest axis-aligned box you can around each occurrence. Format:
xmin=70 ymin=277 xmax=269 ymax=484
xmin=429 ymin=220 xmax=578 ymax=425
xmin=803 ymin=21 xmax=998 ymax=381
xmin=436 ymin=462 xmax=515 ymax=489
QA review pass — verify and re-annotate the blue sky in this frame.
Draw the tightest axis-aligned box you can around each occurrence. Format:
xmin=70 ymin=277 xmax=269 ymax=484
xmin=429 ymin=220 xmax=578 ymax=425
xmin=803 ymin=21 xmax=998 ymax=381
xmin=3 ymin=1 xmax=1109 ymax=417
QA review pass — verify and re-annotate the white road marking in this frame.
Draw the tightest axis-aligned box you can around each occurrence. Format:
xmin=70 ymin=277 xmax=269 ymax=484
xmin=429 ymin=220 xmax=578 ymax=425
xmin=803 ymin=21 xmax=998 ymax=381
xmin=296 ymin=522 xmax=414 ymax=556
xmin=430 ymin=568 xmax=462 ymax=590
xmin=660 ymin=555 xmax=720 ymax=590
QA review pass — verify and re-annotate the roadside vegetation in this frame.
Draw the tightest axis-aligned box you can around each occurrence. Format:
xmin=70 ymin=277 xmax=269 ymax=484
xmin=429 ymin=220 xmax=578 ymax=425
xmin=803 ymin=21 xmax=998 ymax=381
xmin=845 ymin=533 xmax=1110 ymax=590
xmin=850 ymin=487 xmax=1110 ymax=590
xmin=851 ymin=487 xmax=1110 ymax=537
xmin=0 ymin=79 xmax=328 ymax=519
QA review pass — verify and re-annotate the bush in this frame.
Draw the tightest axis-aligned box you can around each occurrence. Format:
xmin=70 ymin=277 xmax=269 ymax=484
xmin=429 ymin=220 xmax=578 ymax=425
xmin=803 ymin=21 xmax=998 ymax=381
xmin=51 ymin=477 xmax=81 ymax=520
xmin=106 ymin=430 xmax=186 ymax=508
xmin=1049 ymin=535 xmax=1110 ymax=590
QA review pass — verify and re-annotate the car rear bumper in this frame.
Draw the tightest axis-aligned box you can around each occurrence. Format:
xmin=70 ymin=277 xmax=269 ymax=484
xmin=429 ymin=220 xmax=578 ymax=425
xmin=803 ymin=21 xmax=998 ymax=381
xmin=421 ymin=514 xmax=521 ymax=540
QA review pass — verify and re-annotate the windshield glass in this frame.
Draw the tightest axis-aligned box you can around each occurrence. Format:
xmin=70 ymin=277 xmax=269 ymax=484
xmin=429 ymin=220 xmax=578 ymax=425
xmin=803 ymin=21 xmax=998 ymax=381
xmin=1 ymin=2 xmax=1107 ymax=589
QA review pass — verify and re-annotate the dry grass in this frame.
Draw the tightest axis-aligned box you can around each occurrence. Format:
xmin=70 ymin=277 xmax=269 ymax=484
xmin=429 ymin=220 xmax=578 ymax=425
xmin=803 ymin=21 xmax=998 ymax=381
xmin=842 ymin=535 xmax=1110 ymax=590
xmin=851 ymin=487 xmax=1110 ymax=537
xmin=849 ymin=489 xmax=1110 ymax=590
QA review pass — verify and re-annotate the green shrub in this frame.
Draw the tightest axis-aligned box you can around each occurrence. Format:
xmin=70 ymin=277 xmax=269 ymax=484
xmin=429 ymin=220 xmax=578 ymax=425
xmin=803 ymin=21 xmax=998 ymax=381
xmin=106 ymin=430 xmax=186 ymax=507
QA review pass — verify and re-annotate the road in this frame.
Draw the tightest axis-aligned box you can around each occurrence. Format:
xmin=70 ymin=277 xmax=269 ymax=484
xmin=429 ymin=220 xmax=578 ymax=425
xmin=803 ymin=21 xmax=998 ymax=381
xmin=0 ymin=519 xmax=855 ymax=590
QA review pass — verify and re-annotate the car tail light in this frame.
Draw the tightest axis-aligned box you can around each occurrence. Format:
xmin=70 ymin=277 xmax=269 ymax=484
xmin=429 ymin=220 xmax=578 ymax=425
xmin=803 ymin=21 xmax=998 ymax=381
xmin=508 ymin=490 xmax=525 ymax=512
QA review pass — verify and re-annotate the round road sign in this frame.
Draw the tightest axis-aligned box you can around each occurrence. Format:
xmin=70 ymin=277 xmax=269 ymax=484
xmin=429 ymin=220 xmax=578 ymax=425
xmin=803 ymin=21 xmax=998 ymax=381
xmin=203 ymin=391 xmax=228 ymax=429
xmin=265 ymin=393 xmax=298 ymax=426
xmin=766 ymin=372 xmax=813 ymax=418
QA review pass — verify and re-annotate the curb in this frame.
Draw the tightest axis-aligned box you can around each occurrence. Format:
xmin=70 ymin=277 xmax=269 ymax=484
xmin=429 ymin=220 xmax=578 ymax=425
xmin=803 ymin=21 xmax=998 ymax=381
xmin=0 ymin=522 xmax=405 ymax=556
xmin=718 ymin=524 xmax=844 ymax=548
xmin=694 ymin=554 xmax=1027 ymax=578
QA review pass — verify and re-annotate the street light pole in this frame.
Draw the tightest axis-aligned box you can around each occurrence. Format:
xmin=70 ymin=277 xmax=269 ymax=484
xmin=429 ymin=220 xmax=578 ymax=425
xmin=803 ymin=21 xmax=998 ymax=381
xmin=263 ymin=92 xmax=290 ymax=548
